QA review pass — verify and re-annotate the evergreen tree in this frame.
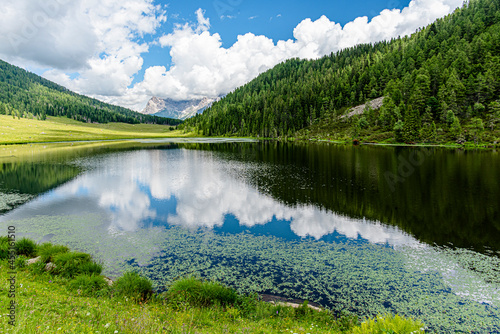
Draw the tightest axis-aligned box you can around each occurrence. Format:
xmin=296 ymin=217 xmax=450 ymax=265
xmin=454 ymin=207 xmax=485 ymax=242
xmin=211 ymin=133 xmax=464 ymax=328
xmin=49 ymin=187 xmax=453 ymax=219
xmin=410 ymin=72 xmax=431 ymax=114
xmin=394 ymin=120 xmax=404 ymax=143
xmin=469 ymin=117 xmax=485 ymax=143
xmin=403 ymin=106 xmax=421 ymax=142
xmin=450 ymin=116 xmax=462 ymax=139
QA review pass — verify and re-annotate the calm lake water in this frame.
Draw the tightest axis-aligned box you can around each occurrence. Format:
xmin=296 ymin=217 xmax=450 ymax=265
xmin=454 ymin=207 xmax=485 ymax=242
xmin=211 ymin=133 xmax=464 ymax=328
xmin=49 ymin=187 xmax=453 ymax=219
xmin=1 ymin=139 xmax=499 ymax=332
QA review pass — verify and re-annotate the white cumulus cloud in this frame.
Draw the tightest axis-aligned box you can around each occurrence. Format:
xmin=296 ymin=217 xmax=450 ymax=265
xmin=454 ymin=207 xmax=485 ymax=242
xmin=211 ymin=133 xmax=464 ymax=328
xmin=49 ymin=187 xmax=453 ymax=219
xmin=0 ymin=0 xmax=165 ymax=109
xmin=132 ymin=0 xmax=462 ymax=109
xmin=0 ymin=0 xmax=463 ymax=111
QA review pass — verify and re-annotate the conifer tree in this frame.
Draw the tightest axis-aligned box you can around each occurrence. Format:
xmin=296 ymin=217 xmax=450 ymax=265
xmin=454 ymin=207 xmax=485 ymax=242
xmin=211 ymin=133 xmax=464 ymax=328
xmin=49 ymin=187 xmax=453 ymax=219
xmin=403 ymin=106 xmax=421 ymax=142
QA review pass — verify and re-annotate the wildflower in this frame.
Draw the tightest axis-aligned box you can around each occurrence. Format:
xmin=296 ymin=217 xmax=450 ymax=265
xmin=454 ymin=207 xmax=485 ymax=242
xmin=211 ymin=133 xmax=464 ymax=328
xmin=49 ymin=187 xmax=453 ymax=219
xmin=104 ymin=323 xmax=110 ymax=328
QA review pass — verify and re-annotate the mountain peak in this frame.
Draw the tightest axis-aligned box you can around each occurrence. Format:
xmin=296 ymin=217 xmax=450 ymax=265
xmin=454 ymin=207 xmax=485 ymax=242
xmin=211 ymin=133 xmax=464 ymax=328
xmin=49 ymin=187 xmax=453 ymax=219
xmin=141 ymin=96 xmax=220 ymax=120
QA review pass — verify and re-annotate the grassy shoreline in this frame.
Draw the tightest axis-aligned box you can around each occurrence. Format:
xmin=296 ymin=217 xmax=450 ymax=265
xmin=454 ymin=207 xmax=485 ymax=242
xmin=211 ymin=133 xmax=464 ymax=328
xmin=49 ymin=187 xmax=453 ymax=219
xmin=3 ymin=115 xmax=499 ymax=150
xmin=0 ymin=237 xmax=426 ymax=333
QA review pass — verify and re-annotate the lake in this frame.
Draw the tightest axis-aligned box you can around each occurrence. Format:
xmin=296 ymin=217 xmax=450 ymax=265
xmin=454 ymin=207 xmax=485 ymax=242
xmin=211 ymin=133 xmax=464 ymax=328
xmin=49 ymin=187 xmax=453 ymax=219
xmin=1 ymin=139 xmax=499 ymax=332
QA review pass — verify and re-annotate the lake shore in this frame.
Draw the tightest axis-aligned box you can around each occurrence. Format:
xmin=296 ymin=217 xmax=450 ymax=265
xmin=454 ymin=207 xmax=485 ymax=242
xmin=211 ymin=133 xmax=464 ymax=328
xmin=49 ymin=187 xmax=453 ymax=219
xmin=0 ymin=237 xmax=425 ymax=333
xmin=2 ymin=115 xmax=499 ymax=150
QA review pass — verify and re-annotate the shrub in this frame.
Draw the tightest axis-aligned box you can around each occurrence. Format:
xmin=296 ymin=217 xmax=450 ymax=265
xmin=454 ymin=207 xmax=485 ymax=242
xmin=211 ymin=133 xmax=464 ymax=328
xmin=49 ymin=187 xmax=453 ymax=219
xmin=14 ymin=238 xmax=37 ymax=258
xmin=351 ymin=314 xmax=425 ymax=334
xmin=53 ymin=252 xmax=102 ymax=278
xmin=167 ymin=277 xmax=239 ymax=309
xmin=113 ymin=271 xmax=153 ymax=302
xmin=69 ymin=274 xmax=108 ymax=297
xmin=38 ymin=243 xmax=70 ymax=263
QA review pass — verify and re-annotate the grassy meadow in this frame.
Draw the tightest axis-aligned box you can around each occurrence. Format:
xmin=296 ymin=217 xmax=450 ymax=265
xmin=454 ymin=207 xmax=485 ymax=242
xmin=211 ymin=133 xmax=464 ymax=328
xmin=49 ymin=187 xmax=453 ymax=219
xmin=0 ymin=115 xmax=192 ymax=145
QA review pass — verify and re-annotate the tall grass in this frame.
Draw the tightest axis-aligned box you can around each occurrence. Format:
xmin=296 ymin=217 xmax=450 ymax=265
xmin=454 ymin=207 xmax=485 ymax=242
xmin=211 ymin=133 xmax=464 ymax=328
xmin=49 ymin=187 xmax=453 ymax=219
xmin=14 ymin=237 xmax=37 ymax=257
xmin=38 ymin=242 xmax=70 ymax=263
xmin=52 ymin=252 xmax=102 ymax=278
xmin=0 ymin=236 xmax=10 ymax=259
xmin=166 ymin=276 xmax=241 ymax=308
xmin=113 ymin=271 xmax=153 ymax=302
xmin=351 ymin=314 xmax=425 ymax=333
xmin=69 ymin=274 xmax=109 ymax=297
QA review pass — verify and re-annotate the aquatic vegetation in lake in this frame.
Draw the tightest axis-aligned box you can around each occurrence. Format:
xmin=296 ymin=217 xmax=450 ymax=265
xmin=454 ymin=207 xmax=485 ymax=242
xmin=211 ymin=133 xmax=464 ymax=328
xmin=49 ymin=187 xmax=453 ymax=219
xmin=0 ymin=192 xmax=33 ymax=214
xmin=4 ymin=214 xmax=498 ymax=333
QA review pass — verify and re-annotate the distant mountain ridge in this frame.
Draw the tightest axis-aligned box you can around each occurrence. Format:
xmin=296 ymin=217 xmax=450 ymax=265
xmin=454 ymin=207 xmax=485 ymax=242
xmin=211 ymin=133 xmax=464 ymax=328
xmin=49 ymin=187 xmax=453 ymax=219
xmin=142 ymin=96 xmax=220 ymax=120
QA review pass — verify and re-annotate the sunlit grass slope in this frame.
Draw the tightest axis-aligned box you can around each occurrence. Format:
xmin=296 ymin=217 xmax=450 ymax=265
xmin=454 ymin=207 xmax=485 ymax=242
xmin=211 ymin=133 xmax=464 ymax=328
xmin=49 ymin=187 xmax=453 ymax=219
xmin=0 ymin=115 xmax=193 ymax=144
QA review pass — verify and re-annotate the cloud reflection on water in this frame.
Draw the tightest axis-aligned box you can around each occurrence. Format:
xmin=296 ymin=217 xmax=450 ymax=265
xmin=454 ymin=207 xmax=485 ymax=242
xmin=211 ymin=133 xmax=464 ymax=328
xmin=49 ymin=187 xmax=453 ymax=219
xmin=50 ymin=149 xmax=416 ymax=246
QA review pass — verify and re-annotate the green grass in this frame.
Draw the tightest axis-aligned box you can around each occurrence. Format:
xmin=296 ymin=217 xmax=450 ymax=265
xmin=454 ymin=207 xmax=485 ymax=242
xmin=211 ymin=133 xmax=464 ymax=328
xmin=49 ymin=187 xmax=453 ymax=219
xmin=166 ymin=276 xmax=242 ymax=309
xmin=52 ymin=252 xmax=102 ymax=278
xmin=351 ymin=314 xmax=426 ymax=334
xmin=68 ymin=274 xmax=109 ymax=297
xmin=113 ymin=271 xmax=153 ymax=302
xmin=0 ymin=115 xmax=196 ymax=144
xmin=14 ymin=238 xmax=37 ymax=258
xmin=0 ymin=238 xmax=426 ymax=333
xmin=0 ymin=236 xmax=10 ymax=259
xmin=37 ymin=243 xmax=70 ymax=264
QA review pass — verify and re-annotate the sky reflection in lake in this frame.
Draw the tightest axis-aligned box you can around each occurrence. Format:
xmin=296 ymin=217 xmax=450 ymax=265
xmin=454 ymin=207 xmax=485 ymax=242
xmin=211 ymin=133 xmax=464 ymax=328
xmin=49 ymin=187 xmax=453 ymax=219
xmin=7 ymin=149 xmax=416 ymax=246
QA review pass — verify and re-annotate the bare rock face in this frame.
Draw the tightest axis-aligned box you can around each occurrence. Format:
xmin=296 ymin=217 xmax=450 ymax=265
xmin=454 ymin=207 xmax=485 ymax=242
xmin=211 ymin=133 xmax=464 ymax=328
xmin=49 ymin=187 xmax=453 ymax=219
xmin=141 ymin=96 xmax=220 ymax=120
xmin=45 ymin=262 xmax=56 ymax=271
xmin=341 ymin=96 xmax=385 ymax=119
xmin=27 ymin=256 xmax=41 ymax=265
xmin=103 ymin=277 xmax=114 ymax=286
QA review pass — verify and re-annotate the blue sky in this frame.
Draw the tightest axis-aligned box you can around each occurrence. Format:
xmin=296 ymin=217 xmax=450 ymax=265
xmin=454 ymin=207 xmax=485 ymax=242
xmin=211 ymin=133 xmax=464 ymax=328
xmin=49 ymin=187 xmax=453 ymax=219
xmin=0 ymin=0 xmax=462 ymax=111
xmin=165 ymin=0 xmax=409 ymax=44
xmin=137 ymin=0 xmax=410 ymax=86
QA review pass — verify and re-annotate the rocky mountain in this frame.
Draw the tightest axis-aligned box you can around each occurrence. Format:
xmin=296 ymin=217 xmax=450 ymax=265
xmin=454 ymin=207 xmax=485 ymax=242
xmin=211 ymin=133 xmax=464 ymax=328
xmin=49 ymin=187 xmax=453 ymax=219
xmin=141 ymin=97 xmax=219 ymax=120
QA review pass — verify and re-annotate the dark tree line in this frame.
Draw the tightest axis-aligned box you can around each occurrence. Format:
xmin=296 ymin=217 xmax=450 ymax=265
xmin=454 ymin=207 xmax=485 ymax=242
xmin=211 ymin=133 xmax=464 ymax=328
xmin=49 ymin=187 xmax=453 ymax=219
xmin=0 ymin=60 xmax=182 ymax=126
xmin=184 ymin=0 xmax=500 ymax=143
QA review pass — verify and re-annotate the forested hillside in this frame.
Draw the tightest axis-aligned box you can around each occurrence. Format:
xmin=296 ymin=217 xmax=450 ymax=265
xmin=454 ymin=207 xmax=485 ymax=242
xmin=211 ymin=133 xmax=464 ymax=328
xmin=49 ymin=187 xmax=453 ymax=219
xmin=184 ymin=0 xmax=500 ymax=144
xmin=0 ymin=60 xmax=182 ymax=126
